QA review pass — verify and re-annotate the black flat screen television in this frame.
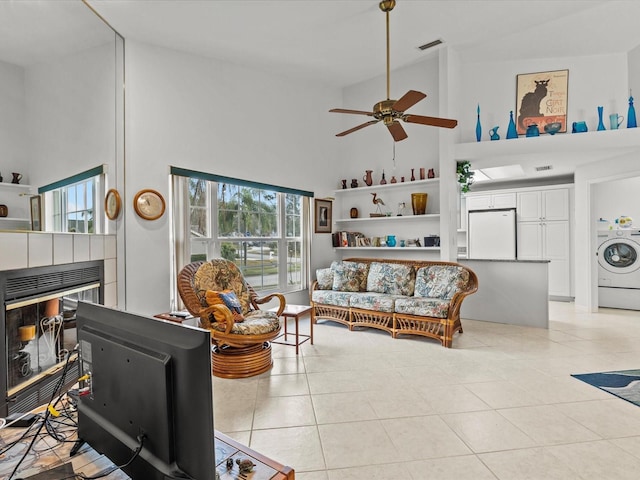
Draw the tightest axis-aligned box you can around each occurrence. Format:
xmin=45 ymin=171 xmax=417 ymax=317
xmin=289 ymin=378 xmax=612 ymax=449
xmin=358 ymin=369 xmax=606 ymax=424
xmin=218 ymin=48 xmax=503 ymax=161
xmin=75 ymin=302 xmax=216 ymax=480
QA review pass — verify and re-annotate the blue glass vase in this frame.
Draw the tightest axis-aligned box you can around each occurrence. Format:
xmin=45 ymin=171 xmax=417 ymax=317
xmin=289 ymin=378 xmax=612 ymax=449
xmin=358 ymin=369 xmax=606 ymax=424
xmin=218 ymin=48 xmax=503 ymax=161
xmin=597 ymin=106 xmax=605 ymax=131
xmin=628 ymin=95 xmax=637 ymax=128
xmin=489 ymin=126 xmax=500 ymax=140
xmin=506 ymin=111 xmax=518 ymax=139
xmin=475 ymin=104 xmax=482 ymax=142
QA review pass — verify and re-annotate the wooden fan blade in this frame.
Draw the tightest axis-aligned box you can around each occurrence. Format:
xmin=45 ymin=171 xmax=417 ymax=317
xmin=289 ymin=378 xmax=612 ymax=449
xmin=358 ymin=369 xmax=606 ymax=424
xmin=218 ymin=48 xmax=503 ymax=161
xmin=387 ymin=121 xmax=408 ymax=142
xmin=336 ymin=120 xmax=379 ymax=137
xmin=392 ymin=90 xmax=426 ymax=113
xmin=404 ymin=114 xmax=458 ymax=129
xmin=329 ymin=108 xmax=375 ymax=116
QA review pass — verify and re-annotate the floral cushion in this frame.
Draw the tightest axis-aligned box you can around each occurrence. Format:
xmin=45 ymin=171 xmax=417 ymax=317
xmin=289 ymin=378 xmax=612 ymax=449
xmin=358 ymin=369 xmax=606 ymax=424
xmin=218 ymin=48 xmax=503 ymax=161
xmin=194 ymin=259 xmax=251 ymax=314
xmin=312 ymin=289 xmax=352 ymax=308
xmin=316 ymin=267 xmax=334 ymax=290
xmin=209 ymin=310 xmax=280 ymax=335
xmin=414 ymin=266 xmax=469 ymax=300
xmin=349 ymin=292 xmax=401 ymax=313
xmin=395 ymin=297 xmax=450 ymax=318
xmin=332 ymin=261 xmax=370 ymax=292
xmin=366 ymin=262 xmax=415 ymax=296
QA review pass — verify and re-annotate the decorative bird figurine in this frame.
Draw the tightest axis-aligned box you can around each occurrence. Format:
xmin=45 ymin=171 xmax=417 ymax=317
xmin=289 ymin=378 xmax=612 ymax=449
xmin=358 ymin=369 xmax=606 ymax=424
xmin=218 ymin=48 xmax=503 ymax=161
xmin=371 ymin=193 xmax=386 ymax=215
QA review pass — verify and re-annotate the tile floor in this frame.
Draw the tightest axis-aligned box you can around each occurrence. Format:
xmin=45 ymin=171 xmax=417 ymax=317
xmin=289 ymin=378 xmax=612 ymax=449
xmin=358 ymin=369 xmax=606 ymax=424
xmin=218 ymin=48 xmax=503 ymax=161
xmin=213 ymin=302 xmax=640 ymax=479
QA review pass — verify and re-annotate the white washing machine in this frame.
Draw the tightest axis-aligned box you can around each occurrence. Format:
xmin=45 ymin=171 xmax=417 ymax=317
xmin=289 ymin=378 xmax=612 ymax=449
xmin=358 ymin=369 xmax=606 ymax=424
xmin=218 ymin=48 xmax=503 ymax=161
xmin=597 ymin=229 xmax=640 ymax=310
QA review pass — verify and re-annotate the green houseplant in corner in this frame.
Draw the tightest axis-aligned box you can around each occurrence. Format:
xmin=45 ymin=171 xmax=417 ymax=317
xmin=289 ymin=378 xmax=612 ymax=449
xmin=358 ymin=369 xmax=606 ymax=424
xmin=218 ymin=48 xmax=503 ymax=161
xmin=457 ymin=161 xmax=475 ymax=193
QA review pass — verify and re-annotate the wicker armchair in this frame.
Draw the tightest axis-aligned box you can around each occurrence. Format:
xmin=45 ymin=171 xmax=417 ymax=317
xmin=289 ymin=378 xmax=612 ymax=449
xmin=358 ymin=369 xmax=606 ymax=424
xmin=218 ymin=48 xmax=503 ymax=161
xmin=177 ymin=259 xmax=285 ymax=378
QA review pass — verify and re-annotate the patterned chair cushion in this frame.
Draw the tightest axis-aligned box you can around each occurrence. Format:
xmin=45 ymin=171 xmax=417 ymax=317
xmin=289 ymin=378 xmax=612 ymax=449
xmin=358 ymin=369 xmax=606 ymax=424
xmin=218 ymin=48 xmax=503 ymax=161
xmin=311 ymin=289 xmax=352 ymax=308
xmin=194 ymin=259 xmax=251 ymax=314
xmin=349 ymin=292 xmax=402 ymax=313
xmin=316 ymin=267 xmax=335 ymax=290
xmin=332 ymin=261 xmax=370 ymax=292
xmin=395 ymin=297 xmax=450 ymax=319
xmin=210 ymin=310 xmax=280 ymax=335
xmin=414 ymin=266 xmax=470 ymax=300
xmin=366 ymin=262 xmax=416 ymax=296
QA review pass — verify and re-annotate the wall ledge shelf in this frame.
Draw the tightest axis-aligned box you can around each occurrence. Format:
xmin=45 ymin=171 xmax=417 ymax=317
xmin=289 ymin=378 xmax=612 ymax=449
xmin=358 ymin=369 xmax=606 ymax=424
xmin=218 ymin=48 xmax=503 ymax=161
xmin=335 ymin=214 xmax=440 ymax=223
xmin=455 ymin=127 xmax=640 ymax=163
xmin=334 ymin=178 xmax=439 ymax=195
xmin=335 ymin=246 xmax=441 ymax=251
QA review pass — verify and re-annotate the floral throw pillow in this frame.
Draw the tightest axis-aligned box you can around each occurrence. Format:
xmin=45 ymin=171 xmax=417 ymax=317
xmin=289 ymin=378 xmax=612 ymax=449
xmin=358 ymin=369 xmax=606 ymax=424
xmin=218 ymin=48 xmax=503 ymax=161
xmin=316 ymin=267 xmax=334 ymax=290
xmin=414 ymin=266 xmax=469 ymax=300
xmin=332 ymin=261 xmax=369 ymax=292
xmin=366 ymin=262 xmax=416 ymax=296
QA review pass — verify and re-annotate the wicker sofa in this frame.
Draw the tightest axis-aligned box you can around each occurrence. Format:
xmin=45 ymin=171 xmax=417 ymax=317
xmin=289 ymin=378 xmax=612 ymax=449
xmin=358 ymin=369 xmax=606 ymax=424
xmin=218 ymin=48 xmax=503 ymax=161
xmin=310 ymin=257 xmax=478 ymax=347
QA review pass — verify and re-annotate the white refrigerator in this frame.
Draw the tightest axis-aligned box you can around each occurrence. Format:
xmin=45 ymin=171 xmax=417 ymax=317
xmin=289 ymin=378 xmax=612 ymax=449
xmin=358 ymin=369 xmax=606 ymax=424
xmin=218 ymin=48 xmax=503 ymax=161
xmin=467 ymin=209 xmax=517 ymax=260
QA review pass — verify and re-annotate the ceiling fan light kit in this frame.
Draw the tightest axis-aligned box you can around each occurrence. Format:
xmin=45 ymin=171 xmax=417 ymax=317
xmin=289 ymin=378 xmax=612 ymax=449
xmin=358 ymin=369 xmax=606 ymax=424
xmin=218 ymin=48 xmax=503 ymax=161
xmin=330 ymin=0 xmax=458 ymax=141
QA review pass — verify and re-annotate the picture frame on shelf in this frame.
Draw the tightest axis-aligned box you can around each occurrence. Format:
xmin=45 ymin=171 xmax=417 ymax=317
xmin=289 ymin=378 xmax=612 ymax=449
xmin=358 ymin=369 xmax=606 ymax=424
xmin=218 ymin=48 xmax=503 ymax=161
xmin=516 ymin=69 xmax=568 ymax=135
xmin=314 ymin=198 xmax=332 ymax=234
xmin=30 ymin=195 xmax=41 ymax=231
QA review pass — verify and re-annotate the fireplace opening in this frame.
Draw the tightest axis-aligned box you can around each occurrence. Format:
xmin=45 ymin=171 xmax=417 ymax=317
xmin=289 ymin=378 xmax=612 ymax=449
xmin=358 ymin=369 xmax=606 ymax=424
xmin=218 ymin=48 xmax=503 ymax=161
xmin=1 ymin=260 xmax=104 ymax=416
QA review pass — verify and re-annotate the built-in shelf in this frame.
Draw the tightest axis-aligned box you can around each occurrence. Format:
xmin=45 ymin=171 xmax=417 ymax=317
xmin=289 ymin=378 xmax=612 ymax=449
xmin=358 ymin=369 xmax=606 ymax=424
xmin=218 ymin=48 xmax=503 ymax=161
xmin=455 ymin=127 xmax=640 ymax=163
xmin=334 ymin=178 xmax=439 ymax=195
xmin=335 ymin=214 xmax=439 ymax=223
xmin=335 ymin=246 xmax=441 ymax=251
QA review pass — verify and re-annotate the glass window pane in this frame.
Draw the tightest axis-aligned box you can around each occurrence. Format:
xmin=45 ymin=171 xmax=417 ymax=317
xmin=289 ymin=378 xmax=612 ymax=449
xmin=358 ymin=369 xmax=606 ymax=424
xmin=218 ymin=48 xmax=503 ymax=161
xmin=190 ymin=206 xmax=207 ymax=237
xmin=286 ymin=240 xmax=302 ymax=288
xmin=190 ymin=179 xmax=207 ymax=207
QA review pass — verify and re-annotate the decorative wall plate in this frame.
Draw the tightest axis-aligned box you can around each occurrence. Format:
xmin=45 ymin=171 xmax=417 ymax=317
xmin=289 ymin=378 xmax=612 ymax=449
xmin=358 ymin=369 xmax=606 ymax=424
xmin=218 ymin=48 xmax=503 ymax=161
xmin=105 ymin=188 xmax=122 ymax=220
xmin=133 ymin=189 xmax=165 ymax=220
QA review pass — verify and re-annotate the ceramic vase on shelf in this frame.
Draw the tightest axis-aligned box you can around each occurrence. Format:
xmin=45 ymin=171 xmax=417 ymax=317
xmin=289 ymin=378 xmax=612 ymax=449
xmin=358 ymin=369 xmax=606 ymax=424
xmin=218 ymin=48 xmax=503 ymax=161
xmin=525 ymin=124 xmax=540 ymax=137
xmin=411 ymin=193 xmax=428 ymax=215
xmin=506 ymin=111 xmax=518 ymax=139
xmin=386 ymin=235 xmax=396 ymax=247
xmin=475 ymin=104 xmax=482 ymax=142
xmin=628 ymin=94 xmax=637 ymax=128
xmin=380 ymin=171 xmax=387 ymax=185
xmin=489 ymin=126 xmax=500 ymax=140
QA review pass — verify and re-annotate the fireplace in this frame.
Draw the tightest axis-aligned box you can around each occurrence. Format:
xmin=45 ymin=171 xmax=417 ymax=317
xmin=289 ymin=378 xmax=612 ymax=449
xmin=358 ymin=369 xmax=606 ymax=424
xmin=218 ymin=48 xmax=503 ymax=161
xmin=1 ymin=260 xmax=103 ymax=416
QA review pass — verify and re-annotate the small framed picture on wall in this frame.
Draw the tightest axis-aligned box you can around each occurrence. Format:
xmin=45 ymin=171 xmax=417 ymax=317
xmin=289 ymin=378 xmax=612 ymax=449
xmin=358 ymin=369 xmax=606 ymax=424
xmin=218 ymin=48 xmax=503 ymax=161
xmin=314 ymin=198 xmax=332 ymax=234
xmin=30 ymin=195 xmax=41 ymax=231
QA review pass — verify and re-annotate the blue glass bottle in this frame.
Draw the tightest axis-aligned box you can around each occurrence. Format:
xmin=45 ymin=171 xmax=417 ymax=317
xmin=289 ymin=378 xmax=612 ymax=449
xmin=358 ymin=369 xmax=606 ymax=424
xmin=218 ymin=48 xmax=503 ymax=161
xmin=506 ymin=111 xmax=518 ymax=139
xmin=597 ymin=106 xmax=606 ymax=131
xmin=475 ymin=104 xmax=482 ymax=142
xmin=628 ymin=94 xmax=637 ymax=128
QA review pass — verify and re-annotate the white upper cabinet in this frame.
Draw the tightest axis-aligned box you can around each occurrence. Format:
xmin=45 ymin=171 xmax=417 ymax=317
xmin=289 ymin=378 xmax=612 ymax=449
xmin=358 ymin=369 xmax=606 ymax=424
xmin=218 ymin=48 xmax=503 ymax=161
xmin=466 ymin=192 xmax=516 ymax=211
xmin=517 ymin=188 xmax=569 ymax=222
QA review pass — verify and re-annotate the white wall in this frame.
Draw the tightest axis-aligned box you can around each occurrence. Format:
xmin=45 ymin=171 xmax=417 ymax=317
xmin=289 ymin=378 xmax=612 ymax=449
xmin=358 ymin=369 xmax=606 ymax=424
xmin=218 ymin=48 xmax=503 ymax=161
xmin=25 ymin=42 xmax=116 ymax=187
xmin=457 ymin=53 xmax=629 ymax=144
xmin=124 ymin=41 xmax=342 ymax=315
xmin=593 ymin=176 xmax=640 ymax=227
xmin=338 ymin=56 xmax=441 ymax=186
xmin=0 ymin=60 xmax=27 ymax=182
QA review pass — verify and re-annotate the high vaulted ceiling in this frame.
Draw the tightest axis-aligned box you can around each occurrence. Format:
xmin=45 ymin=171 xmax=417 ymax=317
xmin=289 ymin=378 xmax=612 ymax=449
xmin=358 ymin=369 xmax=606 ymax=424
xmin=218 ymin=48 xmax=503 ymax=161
xmin=85 ymin=0 xmax=640 ymax=88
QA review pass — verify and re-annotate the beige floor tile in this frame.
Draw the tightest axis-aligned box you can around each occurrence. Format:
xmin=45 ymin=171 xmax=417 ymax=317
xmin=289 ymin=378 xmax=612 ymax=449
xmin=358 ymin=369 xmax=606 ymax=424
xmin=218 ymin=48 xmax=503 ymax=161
xmin=479 ymin=447 xmax=583 ymax=479
xmin=415 ymin=384 xmax=491 ymax=414
xmin=610 ymin=436 xmax=640 ymax=459
xmin=497 ymin=405 xmax=601 ymax=445
xmin=270 ymin=355 xmax=308 ymax=375
xmin=553 ymin=399 xmax=640 ymax=438
xmin=441 ymin=410 xmax=536 ymax=453
xmin=381 ymin=415 xmax=472 ymax=460
xmin=296 ymin=471 xmax=329 ymax=480
xmin=250 ymin=426 xmax=326 ymax=472
xmin=306 ymin=370 xmax=366 ymax=394
xmin=214 ymin=394 xmax=256 ymax=432
xmin=312 ymin=391 xmax=378 ymax=424
xmin=546 ymin=440 xmax=640 ymax=479
xmin=318 ymin=420 xmax=407 ymax=469
xmin=257 ymin=373 xmax=310 ymax=397
xmin=326 ymin=463 xmax=413 ymax=480
xmin=252 ymin=395 xmax=316 ymax=429
xmin=364 ymin=386 xmax=435 ymax=419
xmin=403 ymin=455 xmax=498 ymax=480
xmin=465 ymin=380 xmax=543 ymax=409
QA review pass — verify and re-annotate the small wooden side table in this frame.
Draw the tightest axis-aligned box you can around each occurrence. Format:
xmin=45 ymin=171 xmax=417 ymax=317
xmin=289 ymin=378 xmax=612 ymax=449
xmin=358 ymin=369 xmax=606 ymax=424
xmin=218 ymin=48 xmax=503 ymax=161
xmin=271 ymin=304 xmax=313 ymax=354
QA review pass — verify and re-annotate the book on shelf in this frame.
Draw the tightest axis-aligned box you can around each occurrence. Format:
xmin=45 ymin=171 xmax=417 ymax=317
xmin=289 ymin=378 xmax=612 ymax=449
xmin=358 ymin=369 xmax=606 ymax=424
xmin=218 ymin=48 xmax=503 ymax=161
xmin=332 ymin=231 xmax=367 ymax=247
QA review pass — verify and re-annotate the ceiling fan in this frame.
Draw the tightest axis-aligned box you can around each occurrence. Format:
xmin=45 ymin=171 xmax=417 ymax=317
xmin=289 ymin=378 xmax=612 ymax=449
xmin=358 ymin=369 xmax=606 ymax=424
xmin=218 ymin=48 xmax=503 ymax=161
xmin=330 ymin=0 xmax=458 ymax=142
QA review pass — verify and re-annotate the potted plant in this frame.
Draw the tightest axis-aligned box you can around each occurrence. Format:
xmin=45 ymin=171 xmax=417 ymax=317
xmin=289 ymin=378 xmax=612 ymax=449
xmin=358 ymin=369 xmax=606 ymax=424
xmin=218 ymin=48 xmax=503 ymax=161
xmin=457 ymin=161 xmax=475 ymax=193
